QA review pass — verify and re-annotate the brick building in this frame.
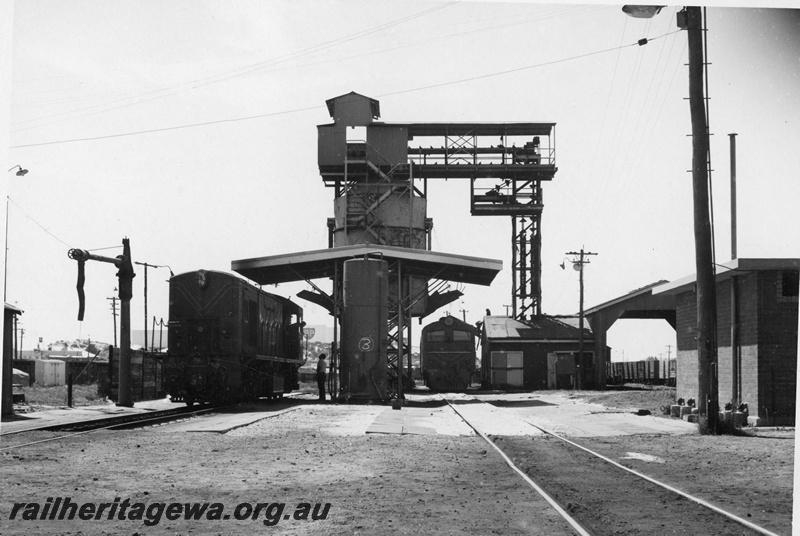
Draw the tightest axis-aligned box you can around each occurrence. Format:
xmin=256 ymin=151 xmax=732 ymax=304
xmin=653 ymin=258 xmax=799 ymax=425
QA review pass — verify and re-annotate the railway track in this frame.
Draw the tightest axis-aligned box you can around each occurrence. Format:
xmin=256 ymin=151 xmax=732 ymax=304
xmin=0 ymin=404 xmax=223 ymax=451
xmin=440 ymin=394 xmax=781 ymax=536
xmin=0 ymin=393 xmax=306 ymax=450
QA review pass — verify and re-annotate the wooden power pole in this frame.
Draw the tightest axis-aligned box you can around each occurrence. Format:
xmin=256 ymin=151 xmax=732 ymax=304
xmin=686 ymin=6 xmax=719 ymax=433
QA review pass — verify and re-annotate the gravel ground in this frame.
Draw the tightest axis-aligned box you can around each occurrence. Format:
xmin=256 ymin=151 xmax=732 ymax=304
xmin=1 ymin=389 xmax=793 ymax=535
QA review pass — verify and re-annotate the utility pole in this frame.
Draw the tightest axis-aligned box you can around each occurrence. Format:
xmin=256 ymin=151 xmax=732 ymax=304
xmin=107 ymin=296 xmax=118 ymax=347
xmin=134 ymin=262 xmax=173 ymax=352
xmin=622 ymin=5 xmax=719 ymax=430
xmin=666 ymin=344 xmax=672 ymax=360
xmin=13 ymin=318 xmax=19 ymax=359
xmin=685 ymin=6 xmax=719 ymax=433
xmin=135 ymin=262 xmax=152 ymax=352
xmin=565 ymin=248 xmax=597 ymax=389
xmin=459 ymin=307 xmax=468 ymax=322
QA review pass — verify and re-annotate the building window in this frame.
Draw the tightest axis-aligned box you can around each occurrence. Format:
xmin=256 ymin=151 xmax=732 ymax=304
xmin=779 ymin=270 xmax=799 ymax=302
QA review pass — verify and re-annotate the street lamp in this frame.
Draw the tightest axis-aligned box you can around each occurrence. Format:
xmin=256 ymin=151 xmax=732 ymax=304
xmin=5 ymin=166 xmax=29 ymax=302
xmin=621 ymin=5 xmax=663 ymax=18
xmin=8 ymin=165 xmax=28 ymax=177
xmin=623 ymin=5 xmax=718 ymax=433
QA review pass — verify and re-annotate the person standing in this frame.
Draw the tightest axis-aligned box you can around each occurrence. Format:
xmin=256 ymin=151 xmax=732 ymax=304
xmin=316 ymin=353 xmax=327 ymax=402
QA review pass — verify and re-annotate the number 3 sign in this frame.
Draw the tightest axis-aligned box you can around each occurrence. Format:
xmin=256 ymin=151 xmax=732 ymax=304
xmin=359 ymin=337 xmax=374 ymax=351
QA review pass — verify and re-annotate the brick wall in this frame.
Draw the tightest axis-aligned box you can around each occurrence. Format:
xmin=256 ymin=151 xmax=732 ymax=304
xmin=755 ymin=271 xmax=798 ymax=425
xmin=675 ymin=269 xmax=797 ymax=425
xmin=675 ymin=292 xmax=698 ymax=403
xmin=676 ymin=349 xmax=698 ymax=402
xmin=718 ymin=274 xmax=759 ymax=409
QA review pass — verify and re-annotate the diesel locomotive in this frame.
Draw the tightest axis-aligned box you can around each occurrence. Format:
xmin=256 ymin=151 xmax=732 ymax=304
xmin=163 ymin=269 xmax=305 ymax=406
xmin=420 ymin=315 xmax=478 ymax=391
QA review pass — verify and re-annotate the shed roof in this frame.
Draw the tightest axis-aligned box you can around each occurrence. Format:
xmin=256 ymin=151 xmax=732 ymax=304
xmin=391 ymin=122 xmax=556 ymax=137
xmin=4 ymin=303 xmax=23 ymax=314
xmin=325 ymin=92 xmax=380 ymax=120
xmin=484 ymin=315 xmax=592 ymax=341
xmin=652 ymin=258 xmax=800 ymax=296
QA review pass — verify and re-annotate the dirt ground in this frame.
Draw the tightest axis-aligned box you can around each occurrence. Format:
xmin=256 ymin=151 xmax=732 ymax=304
xmin=0 ymin=388 xmax=793 ymax=535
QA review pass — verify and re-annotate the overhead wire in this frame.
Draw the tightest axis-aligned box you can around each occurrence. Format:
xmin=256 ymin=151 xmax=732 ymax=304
xmin=12 ymin=3 xmax=601 ymax=136
xmin=6 ymin=196 xmax=73 ymax=249
xmin=597 ymin=22 xmax=684 ymax=248
xmin=626 ymin=10 xmax=684 ymax=176
xmin=11 ymin=30 xmax=681 ymax=150
xmin=377 ymin=34 xmax=679 ymax=99
xmin=581 ymin=15 xmax=685 ymax=251
xmin=272 ymin=5 xmax=609 ymax=79
xmin=11 ymin=1 xmax=460 ymax=133
xmin=567 ymin=17 xmax=652 ymax=247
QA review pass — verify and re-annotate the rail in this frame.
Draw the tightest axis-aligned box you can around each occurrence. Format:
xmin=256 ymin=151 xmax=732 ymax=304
xmin=439 ymin=393 xmax=781 ymax=536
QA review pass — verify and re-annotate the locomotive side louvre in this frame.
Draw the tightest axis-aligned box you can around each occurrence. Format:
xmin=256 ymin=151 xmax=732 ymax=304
xmin=164 ymin=270 xmax=304 ymax=406
xmin=421 ymin=315 xmax=478 ymax=392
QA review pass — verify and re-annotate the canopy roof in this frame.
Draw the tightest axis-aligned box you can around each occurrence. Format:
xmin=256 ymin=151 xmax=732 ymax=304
xmin=232 ymin=245 xmax=502 ymax=286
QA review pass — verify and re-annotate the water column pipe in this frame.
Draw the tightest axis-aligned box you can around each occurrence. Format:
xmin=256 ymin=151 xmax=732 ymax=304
xmin=68 ymin=238 xmax=135 ymax=407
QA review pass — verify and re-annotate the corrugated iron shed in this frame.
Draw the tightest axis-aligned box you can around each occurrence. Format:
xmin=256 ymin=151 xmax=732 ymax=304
xmin=484 ymin=315 xmax=592 ymax=341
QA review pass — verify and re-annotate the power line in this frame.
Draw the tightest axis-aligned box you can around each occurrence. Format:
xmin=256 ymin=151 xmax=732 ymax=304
xmin=6 ymin=196 xmax=73 ymax=248
xmin=10 ymin=104 xmax=325 ymax=148
xmin=12 ymin=2 xmax=459 ymax=134
xmin=11 ymin=30 xmax=681 ymax=150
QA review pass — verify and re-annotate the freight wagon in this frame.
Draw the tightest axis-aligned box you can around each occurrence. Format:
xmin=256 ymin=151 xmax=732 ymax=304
xmin=609 ymin=358 xmax=676 ymax=386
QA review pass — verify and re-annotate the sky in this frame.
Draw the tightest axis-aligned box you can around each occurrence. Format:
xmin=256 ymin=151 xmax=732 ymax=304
xmin=2 ymin=0 xmax=799 ymax=361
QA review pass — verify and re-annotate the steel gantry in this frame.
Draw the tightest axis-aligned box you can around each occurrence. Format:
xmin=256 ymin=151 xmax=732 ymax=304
xmin=318 ymin=93 xmax=557 ymax=322
xmin=308 ymin=92 xmax=556 ymax=399
xmin=405 ymin=123 xmax=556 ymax=320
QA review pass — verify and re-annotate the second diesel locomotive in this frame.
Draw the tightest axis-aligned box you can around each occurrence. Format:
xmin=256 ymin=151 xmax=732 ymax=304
xmin=163 ymin=269 xmax=305 ymax=406
xmin=420 ymin=315 xmax=478 ymax=391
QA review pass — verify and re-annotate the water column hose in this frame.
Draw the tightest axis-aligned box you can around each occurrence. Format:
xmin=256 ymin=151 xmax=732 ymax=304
xmin=76 ymin=259 xmax=85 ymax=321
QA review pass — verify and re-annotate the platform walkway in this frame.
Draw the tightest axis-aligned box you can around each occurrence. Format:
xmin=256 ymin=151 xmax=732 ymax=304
xmin=2 ymin=392 xmax=698 ymax=438
xmin=1 ymin=398 xmax=176 ymax=434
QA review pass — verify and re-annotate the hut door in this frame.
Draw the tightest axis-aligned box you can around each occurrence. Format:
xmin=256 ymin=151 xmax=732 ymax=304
xmin=547 ymin=353 xmax=557 ymax=389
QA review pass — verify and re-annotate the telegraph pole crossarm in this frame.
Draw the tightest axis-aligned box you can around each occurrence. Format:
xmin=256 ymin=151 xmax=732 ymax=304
xmin=565 ymin=248 xmax=598 ymax=389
